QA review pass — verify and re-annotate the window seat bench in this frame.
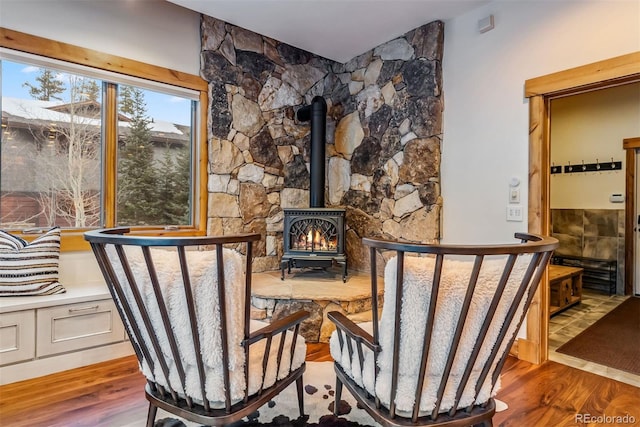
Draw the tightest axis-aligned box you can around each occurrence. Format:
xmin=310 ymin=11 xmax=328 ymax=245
xmin=0 ymin=252 xmax=133 ymax=385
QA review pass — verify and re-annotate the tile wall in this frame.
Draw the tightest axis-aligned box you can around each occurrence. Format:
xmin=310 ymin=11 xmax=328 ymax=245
xmin=551 ymin=209 xmax=624 ymax=294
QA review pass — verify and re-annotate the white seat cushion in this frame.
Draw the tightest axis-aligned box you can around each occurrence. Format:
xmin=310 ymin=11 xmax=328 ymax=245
xmin=107 ymin=245 xmax=306 ymax=407
xmin=331 ymin=254 xmax=531 ymax=415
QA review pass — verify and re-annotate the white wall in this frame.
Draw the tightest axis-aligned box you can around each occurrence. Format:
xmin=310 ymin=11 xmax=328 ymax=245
xmin=0 ymin=0 xmax=201 ymax=75
xmin=550 ymin=83 xmax=640 ymax=209
xmin=442 ymin=0 xmax=640 ymax=244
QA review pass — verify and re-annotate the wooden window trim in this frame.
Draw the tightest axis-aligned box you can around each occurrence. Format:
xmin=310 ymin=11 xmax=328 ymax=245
xmin=0 ymin=27 xmax=209 ymax=251
xmin=0 ymin=28 xmax=207 ymax=92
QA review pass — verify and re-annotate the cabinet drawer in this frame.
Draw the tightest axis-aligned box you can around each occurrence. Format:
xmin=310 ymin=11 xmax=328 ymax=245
xmin=0 ymin=310 xmax=35 ymax=366
xmin=36 ymin=299 xmax=124 ymax=357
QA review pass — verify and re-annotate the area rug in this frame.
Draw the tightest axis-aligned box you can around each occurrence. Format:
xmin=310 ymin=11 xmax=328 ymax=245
xmin=556 ymin=297 xmax=640 ymax=375
xmin=154 ymin=361 xmax=508 ymax=427
xmin=154 ymin=361 xmax=376 ymax=427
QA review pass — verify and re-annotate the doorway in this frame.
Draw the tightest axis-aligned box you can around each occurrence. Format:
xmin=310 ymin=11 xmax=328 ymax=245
xmin=549 ymin=84 xmax=639 ymax=296
xmin=544 ymin=83 xmax=639 ymax=382
xmin=523 ymin=51 xmax=640 ymax=365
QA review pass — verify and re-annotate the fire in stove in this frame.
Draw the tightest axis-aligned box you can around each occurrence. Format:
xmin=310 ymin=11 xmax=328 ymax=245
xmin=293 ymin=228 xmax=338 ymax=252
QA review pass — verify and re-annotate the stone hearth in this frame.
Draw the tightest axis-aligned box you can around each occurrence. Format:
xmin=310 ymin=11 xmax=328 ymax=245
xmin=251 ymin=270 xmax=384 ymax=343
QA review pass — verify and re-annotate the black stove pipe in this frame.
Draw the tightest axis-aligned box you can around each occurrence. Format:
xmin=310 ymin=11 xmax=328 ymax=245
xmin=296 ymin=96 xmax=327 ymax=208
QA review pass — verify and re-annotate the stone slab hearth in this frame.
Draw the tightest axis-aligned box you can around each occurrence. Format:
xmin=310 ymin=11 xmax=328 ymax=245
xmin=251 ymin=269 xmax=384 ymax=343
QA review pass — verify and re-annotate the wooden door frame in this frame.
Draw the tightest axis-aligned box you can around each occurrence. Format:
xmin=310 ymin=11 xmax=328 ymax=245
xmin=521 ymin=51 xmax=640 ymax=364
xmin=624 ymin=137 xmax=640 ymax=296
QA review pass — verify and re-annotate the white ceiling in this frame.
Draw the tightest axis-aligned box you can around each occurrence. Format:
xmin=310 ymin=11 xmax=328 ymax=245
xmin=167 ymin=0 xmax=490 ymax=63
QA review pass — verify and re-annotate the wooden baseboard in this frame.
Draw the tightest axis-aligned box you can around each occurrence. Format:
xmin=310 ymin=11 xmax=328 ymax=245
xmin=516 ymin=338 xmax=543 ymax=364
xmin=509 ymin=339 xmax=519 ymax=358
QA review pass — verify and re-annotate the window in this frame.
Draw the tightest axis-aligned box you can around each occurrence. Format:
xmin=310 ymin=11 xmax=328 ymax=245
xmin=0 ymin=34 xmax=207 ymax=249
xmin=116 ymin=85 xmax=193 ymax=227
xmin=2 ymin=60 xmax=104 ymax=229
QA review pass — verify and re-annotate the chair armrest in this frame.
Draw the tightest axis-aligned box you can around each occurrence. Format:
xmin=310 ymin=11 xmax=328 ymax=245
xmin=327 ymin=311 xmax=380 ymax=352
xmin=246 ymin=310 xmax=310 ymax=345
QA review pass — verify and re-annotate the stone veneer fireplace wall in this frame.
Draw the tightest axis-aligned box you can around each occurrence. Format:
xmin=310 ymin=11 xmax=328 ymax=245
xmin=201 ymin=16 xmax=443 ymax=273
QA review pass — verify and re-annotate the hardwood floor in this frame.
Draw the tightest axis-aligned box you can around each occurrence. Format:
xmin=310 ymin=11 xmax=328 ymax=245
xmin=0 ymin=356 xmax=144 ymax=427
xmin=1 ymin=344 xmax=638 ymax=427
xmin=494 ymin=356 xmax=640 ymax=426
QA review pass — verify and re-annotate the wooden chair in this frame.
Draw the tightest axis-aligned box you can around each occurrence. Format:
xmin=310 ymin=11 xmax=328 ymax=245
xmin=85 ymin=228 xmax=309 ymax=427
xmin=328 ymin=233 xmax=558 ymax=427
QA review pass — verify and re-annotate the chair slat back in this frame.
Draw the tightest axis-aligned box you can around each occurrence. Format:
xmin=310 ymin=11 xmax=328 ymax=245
xmin=361 ymin=233 xmax=557 ymax=423
xmin=85 ymin=228 xmax=260 ymax=412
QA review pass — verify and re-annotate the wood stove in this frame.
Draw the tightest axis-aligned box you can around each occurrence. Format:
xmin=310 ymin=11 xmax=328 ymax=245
xmin=280 ymin=96 xmax=347 ymax=282
xmin=281 ymin=208 xmax=347 ymax=281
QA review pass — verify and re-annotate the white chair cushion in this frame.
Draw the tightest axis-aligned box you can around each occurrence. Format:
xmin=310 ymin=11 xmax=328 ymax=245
xmin=107 ymin=246 xmax=306 ymax=407
xmin=331 ymin=255 xmax=531 ymax=415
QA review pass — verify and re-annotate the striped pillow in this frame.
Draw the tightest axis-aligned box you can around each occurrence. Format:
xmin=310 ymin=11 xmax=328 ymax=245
xmin=0 ymin=227 xmax=65 ymax=296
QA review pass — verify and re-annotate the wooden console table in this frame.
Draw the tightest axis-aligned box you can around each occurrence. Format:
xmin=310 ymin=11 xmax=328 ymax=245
xmin=548 ymin=265 xmax=583 ymax=316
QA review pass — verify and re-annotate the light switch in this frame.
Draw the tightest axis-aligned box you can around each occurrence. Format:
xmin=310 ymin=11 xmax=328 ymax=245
xmin=506 ymin=205 xmax=523 ymax=222
xmin=509 ymin=188 xmax=520 ymax=203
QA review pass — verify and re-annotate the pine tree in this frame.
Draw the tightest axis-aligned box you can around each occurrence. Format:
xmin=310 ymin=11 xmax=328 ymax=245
xmin=154 ymin=147 xmax=182 ymax=224
xmin=172 ymin=145 xmax=191 ymax=223
xmin=117 ymin=86 xmax=159 ymax=225
xmin=79 ymin=79 xmax=100 ymax=102
xmin=153 ymin=142 xmax=191 ymax=225
xmin=118 ymin=85 xmax=136 ymax=116
xmin=22 ymin=69 xmax=66 ymax=101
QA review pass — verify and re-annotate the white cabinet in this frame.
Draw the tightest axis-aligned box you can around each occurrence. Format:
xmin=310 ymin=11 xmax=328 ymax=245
xmin=0 ymin=254 xmax=134 ymax=384
xmin=36 ymin=299 xmax=125 ymax=357
xmin=0 ymin=310 xmax=35 ymax=365
xmin=1 ymin=298 xmax=126 ymax=367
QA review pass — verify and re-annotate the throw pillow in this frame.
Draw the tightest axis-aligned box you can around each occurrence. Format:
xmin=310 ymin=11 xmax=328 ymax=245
xmin=0 ymin=227 xmax=65 ymax=296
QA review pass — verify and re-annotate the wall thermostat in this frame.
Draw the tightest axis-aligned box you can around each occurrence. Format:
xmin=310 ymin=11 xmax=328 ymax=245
xmin=610 ymin=194 xmax=624 ymax=203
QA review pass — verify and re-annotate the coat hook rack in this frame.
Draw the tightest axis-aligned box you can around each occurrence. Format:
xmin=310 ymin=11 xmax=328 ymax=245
xmin=563 ymin=158 xmax=622 ymax=173
xmin=551 ymin=162 xmax=562 ymax=174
